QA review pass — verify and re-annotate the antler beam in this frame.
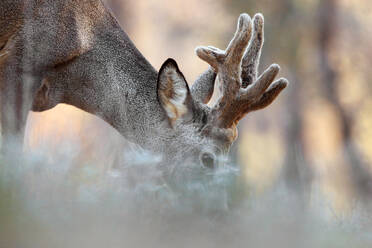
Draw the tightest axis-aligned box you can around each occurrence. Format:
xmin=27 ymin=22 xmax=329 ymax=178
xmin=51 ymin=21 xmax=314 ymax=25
xmin=196 ymin=13 xmax=288 ymax=128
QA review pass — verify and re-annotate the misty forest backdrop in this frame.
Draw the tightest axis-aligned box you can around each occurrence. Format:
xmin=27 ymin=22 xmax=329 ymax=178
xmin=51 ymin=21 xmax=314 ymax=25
xmin=2 ymin=0 xmax=372 ymax=247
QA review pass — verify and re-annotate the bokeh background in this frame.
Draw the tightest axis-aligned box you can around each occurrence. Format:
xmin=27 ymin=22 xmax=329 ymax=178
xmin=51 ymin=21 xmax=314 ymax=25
xmin=3 ymin=0 xmax=372 ymax=247
xmin=26 ymin=0 xmax=372 ymax=212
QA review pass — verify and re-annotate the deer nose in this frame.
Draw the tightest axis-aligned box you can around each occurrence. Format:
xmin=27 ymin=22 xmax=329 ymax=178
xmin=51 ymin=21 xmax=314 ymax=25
xmin=200 ymin=152 xmax=216 ymax=169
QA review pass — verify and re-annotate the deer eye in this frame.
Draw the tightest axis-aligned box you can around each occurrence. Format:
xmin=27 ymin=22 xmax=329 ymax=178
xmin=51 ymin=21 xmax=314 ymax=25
xmin=200 ymin=152 xmax=215 ymax=169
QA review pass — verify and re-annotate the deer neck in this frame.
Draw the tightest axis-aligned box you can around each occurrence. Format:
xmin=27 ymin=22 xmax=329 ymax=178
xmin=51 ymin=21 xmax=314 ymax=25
xmin=60 ymin=18 xmax=171 ymax=150
xmin=30 ymin=2 xmax=172 ymax=151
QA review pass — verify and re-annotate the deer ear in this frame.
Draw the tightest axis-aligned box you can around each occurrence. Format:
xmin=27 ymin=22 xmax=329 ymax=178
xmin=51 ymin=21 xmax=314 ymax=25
xmin=157 ymin=58 xmax=192 ymax=125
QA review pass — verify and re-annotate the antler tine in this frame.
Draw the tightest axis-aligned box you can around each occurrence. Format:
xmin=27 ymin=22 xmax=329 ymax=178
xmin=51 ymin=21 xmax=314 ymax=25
xmin=191 ymin=67 xmax=216 ymax=104
xmin=240 ymin=63 xmax=280 ymax=101
xmin=195 ymin=46 xmax=225 ymax=72
xmin=248 ymin=78 xmax=288 ymax=111
xmin=225 ymin=13 xmax=252 ymax=69
xmin=242 ymin=13 xmax=264 ymax=87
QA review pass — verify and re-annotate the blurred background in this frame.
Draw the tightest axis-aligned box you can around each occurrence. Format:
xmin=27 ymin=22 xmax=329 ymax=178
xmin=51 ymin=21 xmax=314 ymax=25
xmin=3 ymin=0 xmax=372 ymax=247
xmin=26 ymin=0 xmax=372 ymax=212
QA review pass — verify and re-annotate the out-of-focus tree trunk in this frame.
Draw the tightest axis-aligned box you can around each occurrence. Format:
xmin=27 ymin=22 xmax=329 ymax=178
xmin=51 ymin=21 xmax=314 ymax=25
xmin=282 ymin=71 xmax=312 ymax=205
xmin=277 ymin=0 xmax=312 ymax=205
xmin=318 ymin=0 xmax=372 ymax=200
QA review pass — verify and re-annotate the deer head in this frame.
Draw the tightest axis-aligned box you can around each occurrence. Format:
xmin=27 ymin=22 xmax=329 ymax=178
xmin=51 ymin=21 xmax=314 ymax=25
xmin=152 ymin=14 xmax=288 ymax=172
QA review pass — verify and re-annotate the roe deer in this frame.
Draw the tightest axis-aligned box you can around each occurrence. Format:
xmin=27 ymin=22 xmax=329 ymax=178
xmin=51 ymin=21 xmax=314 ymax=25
xmin=0 ymin=0 xmax=288 ymax=170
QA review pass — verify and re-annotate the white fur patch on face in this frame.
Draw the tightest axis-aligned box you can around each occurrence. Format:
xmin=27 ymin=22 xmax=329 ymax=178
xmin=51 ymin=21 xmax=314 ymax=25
xmin=158 ymin=66 xmax=188 ymax=122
